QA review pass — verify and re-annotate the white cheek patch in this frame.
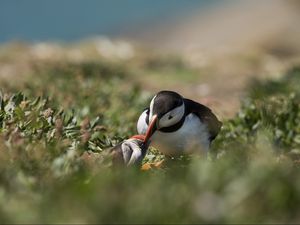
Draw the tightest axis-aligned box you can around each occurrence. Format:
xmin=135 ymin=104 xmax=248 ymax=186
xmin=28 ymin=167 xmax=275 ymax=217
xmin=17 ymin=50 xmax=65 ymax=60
xmin=137 ymin=109 xmax=149 ymax=134
xmin=121 ymin=140 xmax=143 ymax=166
xmin=149 ymin=95 xmax=156 ymax=120
xmin=159 ymin=104 xmax=185 ymax=128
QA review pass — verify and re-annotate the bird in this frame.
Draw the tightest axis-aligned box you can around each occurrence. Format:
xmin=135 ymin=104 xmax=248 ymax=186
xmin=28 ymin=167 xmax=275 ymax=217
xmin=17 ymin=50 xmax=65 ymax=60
xmin=137 ymin=90 xmax=222 ymax=156
xmin=109 ymin=134 xmax=150 ymax=167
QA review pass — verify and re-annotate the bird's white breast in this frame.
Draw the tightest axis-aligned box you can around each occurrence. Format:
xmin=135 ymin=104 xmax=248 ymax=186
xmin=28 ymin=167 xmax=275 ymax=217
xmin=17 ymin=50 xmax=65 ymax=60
xmin=151 ymin=114 xmax=210 ymax=155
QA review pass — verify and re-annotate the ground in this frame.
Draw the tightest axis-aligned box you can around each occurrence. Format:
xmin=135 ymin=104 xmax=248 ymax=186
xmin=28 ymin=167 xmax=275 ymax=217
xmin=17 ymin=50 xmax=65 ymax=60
xmin=0 ymin=38 xmax=300 ymax=223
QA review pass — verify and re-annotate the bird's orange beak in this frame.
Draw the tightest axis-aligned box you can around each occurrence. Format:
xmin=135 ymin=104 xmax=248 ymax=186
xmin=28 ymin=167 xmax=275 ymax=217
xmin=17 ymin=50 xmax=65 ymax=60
xmin=144 ymin=114 xmax=158 ymax=143
xmin=130 ymin=134 xmax=145 ymax=142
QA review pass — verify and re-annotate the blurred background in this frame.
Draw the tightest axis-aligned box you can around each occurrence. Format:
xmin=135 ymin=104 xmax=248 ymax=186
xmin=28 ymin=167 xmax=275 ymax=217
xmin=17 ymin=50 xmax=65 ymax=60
xmin=1 ymin=0 xmax=300 ymax=117
xmin=1 ymin=1 xmax=300 ymax=223
xmin=0 ymin=0 xmax=215 ymax=43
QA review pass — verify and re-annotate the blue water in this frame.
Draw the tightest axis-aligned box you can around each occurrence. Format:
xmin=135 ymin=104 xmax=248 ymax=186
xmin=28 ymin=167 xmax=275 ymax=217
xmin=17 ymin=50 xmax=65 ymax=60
xmin=0 ymin=0 xmax=217 ymax=43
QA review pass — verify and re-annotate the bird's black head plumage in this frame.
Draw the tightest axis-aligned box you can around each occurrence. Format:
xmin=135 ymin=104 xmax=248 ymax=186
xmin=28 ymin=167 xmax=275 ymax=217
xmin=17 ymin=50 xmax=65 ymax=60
xmin=152 ymin=90 xmax=184 ymax=118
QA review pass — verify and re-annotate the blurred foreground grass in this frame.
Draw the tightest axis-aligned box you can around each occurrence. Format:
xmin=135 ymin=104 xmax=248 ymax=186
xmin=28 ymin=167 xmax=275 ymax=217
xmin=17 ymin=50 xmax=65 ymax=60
xmin=0 ymin=53 xmax=300 ymax=223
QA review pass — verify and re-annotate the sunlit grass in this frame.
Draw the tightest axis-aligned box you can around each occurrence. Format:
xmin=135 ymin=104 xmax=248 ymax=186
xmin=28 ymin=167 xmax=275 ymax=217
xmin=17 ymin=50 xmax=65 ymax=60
xmin=0 ymin=54 xmax=300 ymax=223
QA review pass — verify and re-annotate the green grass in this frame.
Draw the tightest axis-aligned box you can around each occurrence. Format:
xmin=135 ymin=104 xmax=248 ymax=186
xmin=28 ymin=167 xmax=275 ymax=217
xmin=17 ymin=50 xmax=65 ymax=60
xmin=141 ymin=55 xmax=199 ymax=83
xmin=249 ymin=66 xmax=300 ymax=99
xmin=0 ymin=57 xmax=300 ymax=223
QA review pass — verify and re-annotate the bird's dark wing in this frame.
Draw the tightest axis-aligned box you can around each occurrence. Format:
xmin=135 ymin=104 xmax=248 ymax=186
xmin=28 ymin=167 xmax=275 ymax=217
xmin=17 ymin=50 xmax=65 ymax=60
xmin=109 ymin=143 xmax=128 ymax=166
xmin=184 ymin=98 xmax=222 ymax=141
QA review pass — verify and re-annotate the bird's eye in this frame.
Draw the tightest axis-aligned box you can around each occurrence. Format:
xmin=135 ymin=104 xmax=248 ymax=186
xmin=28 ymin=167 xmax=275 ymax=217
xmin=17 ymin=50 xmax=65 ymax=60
xmin=168 ymin=115 xmax=173 ymax=120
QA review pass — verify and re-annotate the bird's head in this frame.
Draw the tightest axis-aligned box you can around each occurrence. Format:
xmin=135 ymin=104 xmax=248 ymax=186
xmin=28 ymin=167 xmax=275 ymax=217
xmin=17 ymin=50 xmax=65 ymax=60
xmin=130 ymin=134 xmax=150 ymax=148
xmin=144 ymin=90 xmax=185 ymax=141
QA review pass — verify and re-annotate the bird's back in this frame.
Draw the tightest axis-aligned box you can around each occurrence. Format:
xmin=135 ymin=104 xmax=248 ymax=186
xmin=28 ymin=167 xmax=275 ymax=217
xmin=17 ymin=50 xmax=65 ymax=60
xmin=184 ymin=98 xmax=222 ymax=142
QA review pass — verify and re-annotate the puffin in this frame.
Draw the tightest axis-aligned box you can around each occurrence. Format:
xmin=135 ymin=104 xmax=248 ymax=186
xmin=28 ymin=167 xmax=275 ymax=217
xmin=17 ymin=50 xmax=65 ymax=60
xmin=109 ymin=134 xmax=150 ymax=167
xmin=137 ymin=90 xmax=222 ymax=156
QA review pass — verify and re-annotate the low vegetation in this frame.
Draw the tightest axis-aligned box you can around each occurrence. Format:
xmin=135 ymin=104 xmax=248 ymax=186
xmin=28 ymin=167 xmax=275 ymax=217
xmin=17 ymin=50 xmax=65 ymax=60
xmin=0 ymin=55 xmax=300 ymax=223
